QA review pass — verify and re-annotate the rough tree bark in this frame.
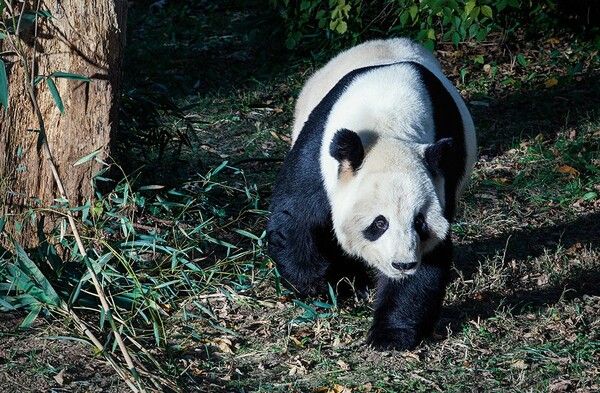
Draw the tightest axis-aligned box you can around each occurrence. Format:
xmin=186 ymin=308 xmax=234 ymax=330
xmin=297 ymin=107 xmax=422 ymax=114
xmin=0 ymin=0 xmax=127 ymax=245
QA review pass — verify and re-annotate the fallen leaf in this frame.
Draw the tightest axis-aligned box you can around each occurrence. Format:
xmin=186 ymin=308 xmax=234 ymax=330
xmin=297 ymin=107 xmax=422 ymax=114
xmin=270 ymin=130 xmax=291 ymax=143
xmin=288 ymin=361 xmax=306 ymax=376
xmin=336 ymin=359 xmax=350 ymax=371
xmin=566 ymin=242 xmax=582 ymax=254
xmin=556 ymin=165 xmax=579 ymax=177
xmin=290 ymin=336 xmax=303 ymax=347
xmin=545 ymin=77 xmax=559 ymax=88
xmin=53 ymin=369 xmax=65 ymax=386
xmin=536 ymin=273 xmax=550 ymax=286
xmin=510 ymin=359 xmax=528 ymax=370
xmin=547 ymin=37 xmax=560 ymax=44
xmin=331 ymin=384 xmax=352 ymax=393
xmin=474 ymin=292 xmax=487 ymax=301
xmin=203 ymin=337 xmax=234 ymax=354
xmin=549 ymin=380 xmax=571 ymax=392
xmin=402 ymin=351 xmax=421 ymax=362
xmin=491 ymin=177 xmax=512 ymax=185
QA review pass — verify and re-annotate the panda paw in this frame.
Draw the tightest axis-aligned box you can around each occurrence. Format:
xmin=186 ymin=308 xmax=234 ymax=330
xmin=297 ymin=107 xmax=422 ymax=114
xmin=366 ymin=326 xmax=420 ymax=351
xmin=280 ymin=270 xmax=328 ymax=298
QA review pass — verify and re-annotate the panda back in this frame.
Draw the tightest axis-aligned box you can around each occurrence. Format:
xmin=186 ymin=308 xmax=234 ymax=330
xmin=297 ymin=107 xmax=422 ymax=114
xmin=292 ymin=38 xmax=442 ymax=143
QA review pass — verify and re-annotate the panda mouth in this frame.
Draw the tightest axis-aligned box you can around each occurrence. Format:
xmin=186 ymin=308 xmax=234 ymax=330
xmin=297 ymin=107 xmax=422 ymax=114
xmin=387 ymin=261 xmax=420 ymax=277
xmin=392 ymin=261 xmax=418 ymax=271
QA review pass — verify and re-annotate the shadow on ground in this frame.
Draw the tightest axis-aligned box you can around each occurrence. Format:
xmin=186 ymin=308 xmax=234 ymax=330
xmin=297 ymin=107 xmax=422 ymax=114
xmin=117 ymin=0 xmax=293 ymax=183
xmin=470 ymin=71 xmax=600 ymax=158
xmin=447 ymin=206 xmax=600 ymax=330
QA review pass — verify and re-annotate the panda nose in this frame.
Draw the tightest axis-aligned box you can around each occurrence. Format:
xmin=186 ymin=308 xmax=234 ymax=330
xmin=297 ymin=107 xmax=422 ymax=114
xmin=392 ymin=261 xmax=418 ymax=271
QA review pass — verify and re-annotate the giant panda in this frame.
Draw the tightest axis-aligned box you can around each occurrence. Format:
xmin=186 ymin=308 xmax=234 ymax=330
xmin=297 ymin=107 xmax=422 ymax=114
xmin=267 ymin=38 xmax=477 ymax=350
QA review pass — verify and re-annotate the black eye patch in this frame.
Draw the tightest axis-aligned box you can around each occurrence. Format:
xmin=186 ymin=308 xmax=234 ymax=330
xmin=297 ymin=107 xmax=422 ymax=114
xmin=414 ymin=213 xmax=430 ymax=241
xmin=363 ymin=215 xmax=388 ymax=241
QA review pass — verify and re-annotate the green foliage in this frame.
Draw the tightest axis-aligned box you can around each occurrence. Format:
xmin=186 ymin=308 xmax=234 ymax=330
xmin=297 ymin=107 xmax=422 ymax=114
xmin=390 ymin=0 xmax=520 ymax=49
xmin=0 ymin=160 xmax=268 ymax=340
xmin=0 ymin=10 xmax=52 ymax=36
xmin=0 ymin=59 xmax=7 ymax=109
xmin=271 ymin=0 xmax=555 ymax=50
xmin=33 ymin=73 xmax=92 ymax=114
xmin=0 ymin=6 xmax=89 ymax=112
xmin=271 ymin=0 xmax=357 ymax=49
xmin=290 ymin=283 xmax=339 ymax=324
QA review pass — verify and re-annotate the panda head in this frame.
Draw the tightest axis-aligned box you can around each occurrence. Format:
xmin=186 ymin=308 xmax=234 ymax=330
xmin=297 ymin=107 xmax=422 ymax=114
xmin=328 ymin=128 xmax=453 ymax=279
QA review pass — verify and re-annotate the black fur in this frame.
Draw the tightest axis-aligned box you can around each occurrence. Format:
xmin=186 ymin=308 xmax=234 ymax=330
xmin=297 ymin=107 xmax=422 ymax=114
xmin=414 ymin=212 xmax=430 ymax=241
xmin=367 ymin=235 xmax=452 ymax=349
xmin=267 ymin=66 xmax=381 ymax=296
xmin=411 ymin=62 xmax=466 ymax=220
xmin=267 ymin=60 xmax=469 ymax=350
xmin=362 ymin=215 xmax=389 ymax=242
xmin=330 ymin=128 xmax=365 ymax=173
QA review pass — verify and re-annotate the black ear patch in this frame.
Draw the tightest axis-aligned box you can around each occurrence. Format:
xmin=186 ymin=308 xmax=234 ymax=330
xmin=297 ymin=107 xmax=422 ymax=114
xmin=424 ymin=137 xmax=455 ymax=176
xmin=330 ymin=128 xmax=365 ymax=176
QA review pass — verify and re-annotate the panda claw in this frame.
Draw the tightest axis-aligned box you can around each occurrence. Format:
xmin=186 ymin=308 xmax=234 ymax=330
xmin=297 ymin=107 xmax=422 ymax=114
xmin=366 ymin=326 xmax=420 ymax=351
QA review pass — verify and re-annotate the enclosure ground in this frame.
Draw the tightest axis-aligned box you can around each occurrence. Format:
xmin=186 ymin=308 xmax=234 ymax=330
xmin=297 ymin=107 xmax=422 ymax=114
xmin=1 ymin=1 xmax=599 ymax=392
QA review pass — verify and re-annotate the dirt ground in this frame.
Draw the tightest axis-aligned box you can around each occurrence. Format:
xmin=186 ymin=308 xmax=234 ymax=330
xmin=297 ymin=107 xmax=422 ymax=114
xmin=0 ymin=312 xmax=127 ymax=392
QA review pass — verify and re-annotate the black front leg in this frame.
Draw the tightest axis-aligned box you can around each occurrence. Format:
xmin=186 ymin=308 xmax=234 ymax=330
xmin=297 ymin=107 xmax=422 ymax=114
xmin=367 ymin=240 xmax=452 ymax=350
xmin=267 ymin=209 xmax=330 ymax=297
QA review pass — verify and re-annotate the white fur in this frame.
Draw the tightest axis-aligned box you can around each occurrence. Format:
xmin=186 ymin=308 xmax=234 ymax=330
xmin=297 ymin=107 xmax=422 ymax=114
xmin=295 ymin=37 xmax=476 ymax=197
xmin=293 ymin=39 xmax=476 ymax=279
xmin=294 ymin=38 xmax=441 ymax=143
xmin=332 ymin=141 xmax=450 ymax=279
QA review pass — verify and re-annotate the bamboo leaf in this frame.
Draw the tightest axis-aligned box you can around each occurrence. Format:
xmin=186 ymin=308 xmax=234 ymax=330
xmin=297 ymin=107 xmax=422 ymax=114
xmin=0 ymin=297 xmax=17 ymax=311
xmin=14 ymin=242 xmax=62 ymax=307
xmin=232 ymin=228 xmax=260 ymax=240
xmin=312 ymin=300 xmax=332 ymax=309
xmin=50 ymin=71 xmax=91 ymax=82
xmin=138 ymin=185 xmax=165 ymax=191
xmin=292 ymin=299 xmax=318 ymax=316
xmin=45 ymin=77 xmax=64 ymax=113
xmin=0 ymin=59 xmax=8 ymax=109
xmin=328 ymin=283 xmax=338 ymax=309
xmin=74 ymin=148 xmax=102 ymax=166
xmin=42 ymin=336 xmax=93 ymax=346
xmin=20 ymin=303 xmax=42 ymax=328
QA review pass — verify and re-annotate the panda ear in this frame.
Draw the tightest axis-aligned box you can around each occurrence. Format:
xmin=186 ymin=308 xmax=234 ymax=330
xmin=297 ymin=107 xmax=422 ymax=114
xmin=424 ymin=137 xmax=454 ymax=176
xmin=330 ymin=128 xmax=365 ymax=176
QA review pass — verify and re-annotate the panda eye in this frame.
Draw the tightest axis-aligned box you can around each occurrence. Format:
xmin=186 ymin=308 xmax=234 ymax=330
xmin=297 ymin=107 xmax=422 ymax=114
xmin=414 ymin=213 xmax=430 ymax=240
xmin=363 ymin=215 xmax=388 ymax=241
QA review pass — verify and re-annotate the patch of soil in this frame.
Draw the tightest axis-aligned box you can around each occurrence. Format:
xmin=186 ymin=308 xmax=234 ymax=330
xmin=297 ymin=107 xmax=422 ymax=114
xmin=0 ymin=312 xmax=127 ymax=393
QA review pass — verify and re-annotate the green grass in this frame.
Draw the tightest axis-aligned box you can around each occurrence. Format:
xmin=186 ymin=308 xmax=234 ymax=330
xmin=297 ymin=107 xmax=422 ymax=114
xmin=1 ymin=0 xmax=599 ymax=392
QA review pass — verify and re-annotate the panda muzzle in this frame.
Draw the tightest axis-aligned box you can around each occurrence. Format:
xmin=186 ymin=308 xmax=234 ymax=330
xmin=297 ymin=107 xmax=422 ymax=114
xmin=392 ymin=261 xmax=418 ymax=272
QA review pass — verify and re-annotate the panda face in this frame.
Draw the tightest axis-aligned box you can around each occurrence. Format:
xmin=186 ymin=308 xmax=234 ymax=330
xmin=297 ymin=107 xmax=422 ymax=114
xmin=329 ymin=136 xmax=450 ymax=279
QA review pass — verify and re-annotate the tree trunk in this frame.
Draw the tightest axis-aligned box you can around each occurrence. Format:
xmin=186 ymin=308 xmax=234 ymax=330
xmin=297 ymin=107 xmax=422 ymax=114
xmin=0 ymin=0 xmax=127 ymax=245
